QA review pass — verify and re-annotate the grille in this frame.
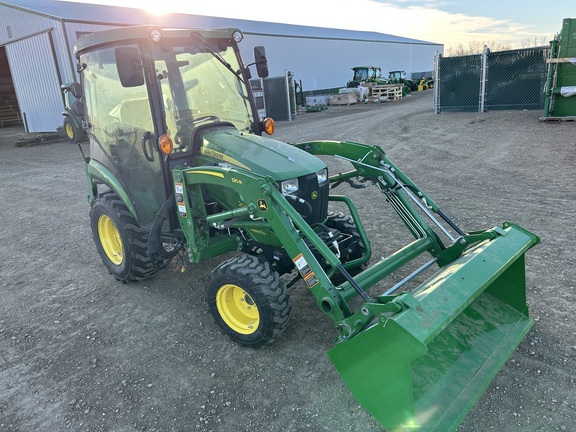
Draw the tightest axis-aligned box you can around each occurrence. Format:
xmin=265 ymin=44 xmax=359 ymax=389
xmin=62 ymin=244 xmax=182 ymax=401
xmin=290 ymin=173 xmax=329 ymax=225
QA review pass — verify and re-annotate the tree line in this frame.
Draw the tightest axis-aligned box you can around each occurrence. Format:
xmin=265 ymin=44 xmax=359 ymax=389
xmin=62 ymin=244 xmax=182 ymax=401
xmin=445 ymin=35 xmax=552 ymax=56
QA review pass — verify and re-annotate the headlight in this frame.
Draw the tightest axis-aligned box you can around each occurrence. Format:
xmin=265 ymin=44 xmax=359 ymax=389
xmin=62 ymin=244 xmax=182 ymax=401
xmin=280 ymin=177 xmax=299 ymax=195
xmin=316 ymin=168 xmax=328 ymax=184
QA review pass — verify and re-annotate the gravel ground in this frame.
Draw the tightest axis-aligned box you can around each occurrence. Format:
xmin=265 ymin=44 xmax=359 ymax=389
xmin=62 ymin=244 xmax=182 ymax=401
xmin=0 ymin=91 xmax=574 ymax=432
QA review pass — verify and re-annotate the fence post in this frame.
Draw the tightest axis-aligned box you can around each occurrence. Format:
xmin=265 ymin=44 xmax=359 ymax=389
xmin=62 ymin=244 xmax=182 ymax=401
xmin=542 ymin=38 xmax=559 ymax=118
xmin=479 ymin=45 xmax=489 ymax=112
xmin=433 ymin=51 xmax=441 ymax=114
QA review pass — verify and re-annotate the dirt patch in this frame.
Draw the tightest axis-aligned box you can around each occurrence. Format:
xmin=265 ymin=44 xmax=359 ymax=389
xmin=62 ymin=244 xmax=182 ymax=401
xmin=0 ymin=92 xmax=574 ymax=432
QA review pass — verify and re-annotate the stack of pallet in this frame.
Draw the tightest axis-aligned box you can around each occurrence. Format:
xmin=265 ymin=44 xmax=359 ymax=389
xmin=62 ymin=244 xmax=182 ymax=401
xmin=369 ymin=84 xmax=403 ymax=102
xmin=0 ymin=104 xmax=21 ymax=127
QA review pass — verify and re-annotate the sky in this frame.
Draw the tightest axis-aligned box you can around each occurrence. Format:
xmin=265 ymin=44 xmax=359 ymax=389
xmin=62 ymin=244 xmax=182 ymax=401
xmin=64 ymin=0 xmax=571 ymax=51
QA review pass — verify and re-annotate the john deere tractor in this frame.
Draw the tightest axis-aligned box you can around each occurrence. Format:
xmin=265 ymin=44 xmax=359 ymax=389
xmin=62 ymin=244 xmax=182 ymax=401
xmin=346 ymin=65 xmax=388 ymax=88
xmin=388 ymin=70 xmax=417 ymax=96
xmin=74 ymin=26 xmax=539 ymax=431
xmin=61 ymin=82 xmax=85 ymax=143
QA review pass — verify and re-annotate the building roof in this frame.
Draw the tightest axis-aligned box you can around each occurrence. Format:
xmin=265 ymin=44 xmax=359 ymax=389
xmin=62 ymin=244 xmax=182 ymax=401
xmin=0 ymin=0 xmax=441 ymax=46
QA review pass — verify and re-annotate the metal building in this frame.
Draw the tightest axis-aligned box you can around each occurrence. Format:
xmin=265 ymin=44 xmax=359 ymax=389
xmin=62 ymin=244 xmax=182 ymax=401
xmin=0 ymin=0 xmax=443 ymax=132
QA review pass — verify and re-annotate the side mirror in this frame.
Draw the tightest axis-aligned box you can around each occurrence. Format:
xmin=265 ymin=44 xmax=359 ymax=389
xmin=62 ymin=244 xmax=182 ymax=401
xmin=115 ymin=47 xmax=145 ymax=87
xmin=254 ymin=46 xmax=269 ymax=79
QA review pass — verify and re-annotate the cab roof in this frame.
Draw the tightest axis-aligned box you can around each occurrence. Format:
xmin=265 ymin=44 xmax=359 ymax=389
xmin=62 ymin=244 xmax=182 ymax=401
xmin=74 ymin=26 xmax=241 ymax=57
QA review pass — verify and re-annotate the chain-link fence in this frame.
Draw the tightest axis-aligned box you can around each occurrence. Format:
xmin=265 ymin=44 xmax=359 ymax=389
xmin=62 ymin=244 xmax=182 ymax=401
xmin=434 ymin=46 xmax=549 ymax=113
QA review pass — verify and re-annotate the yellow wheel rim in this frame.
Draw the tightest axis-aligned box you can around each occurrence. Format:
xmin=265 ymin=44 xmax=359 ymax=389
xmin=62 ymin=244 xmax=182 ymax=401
xmin=216 ymin=284 xmax=260 ymax=334
xmin=65 ymin=121 xmax=74 ymax=139
xmin=97 ymin=214 xmax=124 ymax=266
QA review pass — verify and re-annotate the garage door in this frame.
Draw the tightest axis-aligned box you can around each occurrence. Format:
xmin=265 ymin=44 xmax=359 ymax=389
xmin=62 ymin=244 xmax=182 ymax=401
xmin=6 ymin=31 xmax=63 ymax=132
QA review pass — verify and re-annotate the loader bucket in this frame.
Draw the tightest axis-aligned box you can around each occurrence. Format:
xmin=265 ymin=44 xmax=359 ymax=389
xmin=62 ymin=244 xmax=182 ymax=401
xmin=329 ymin=223 xmax=539 ymax=431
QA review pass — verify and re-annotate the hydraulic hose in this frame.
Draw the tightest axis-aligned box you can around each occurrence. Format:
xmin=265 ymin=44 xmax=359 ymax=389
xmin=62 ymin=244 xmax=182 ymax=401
xmin=285 ymin=194 xmax=313 ymax=218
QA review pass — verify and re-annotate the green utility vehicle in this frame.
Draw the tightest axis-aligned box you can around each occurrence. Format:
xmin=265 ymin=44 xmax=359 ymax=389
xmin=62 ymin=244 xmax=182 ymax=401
xmin=74 ymin=26 xmax=539 ymax=431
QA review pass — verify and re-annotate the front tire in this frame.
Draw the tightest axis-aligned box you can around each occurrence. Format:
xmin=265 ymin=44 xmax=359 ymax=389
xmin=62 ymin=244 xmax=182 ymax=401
xmin=206 ymin=255 xmax=291 ymax=348
xmin=90 ymin=191 xmax=157 ymax=282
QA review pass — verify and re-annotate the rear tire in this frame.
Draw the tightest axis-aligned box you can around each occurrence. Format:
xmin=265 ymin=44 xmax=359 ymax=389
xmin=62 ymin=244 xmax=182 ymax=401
xmin=90 ymin=191 xmax=157 ymax=282
xmin=206 ymin=255 xmax=291 ymax=348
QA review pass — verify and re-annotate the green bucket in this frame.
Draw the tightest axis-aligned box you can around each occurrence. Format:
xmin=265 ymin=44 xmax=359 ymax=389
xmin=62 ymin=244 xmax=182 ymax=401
xmin=329 ymin=223 xmax=539 ymax=431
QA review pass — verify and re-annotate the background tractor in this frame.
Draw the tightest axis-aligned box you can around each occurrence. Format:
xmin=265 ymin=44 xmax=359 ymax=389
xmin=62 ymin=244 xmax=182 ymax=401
xmin=61 ymin=82 xmax=85 ymax=143
xmin=346 ymin=65 xmax=388 ymax=87
xmin=74 ymin=26 xmax=539 ymax=431
xmin=388 ymin=70 xmax=417 ymax=95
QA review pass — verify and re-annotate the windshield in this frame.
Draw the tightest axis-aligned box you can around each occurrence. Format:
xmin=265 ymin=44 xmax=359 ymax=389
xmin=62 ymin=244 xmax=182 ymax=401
xmin=353 ymin=68 xmax=369 ymax=82
xmin=153 ymin=43 xmax=254 ymax=150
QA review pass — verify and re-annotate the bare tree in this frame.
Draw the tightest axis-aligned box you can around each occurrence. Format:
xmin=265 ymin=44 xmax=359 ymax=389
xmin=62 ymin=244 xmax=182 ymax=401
xmin=446 ymin=40 xmax=512 ymax=56
xmin=517 ymin=35 xmax=551 ymax=48
xmin=445 ymin=36 xmax=551 ymax=57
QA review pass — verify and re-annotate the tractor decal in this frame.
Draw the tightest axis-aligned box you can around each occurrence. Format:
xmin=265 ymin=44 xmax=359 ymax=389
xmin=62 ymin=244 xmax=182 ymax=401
xmin=257 ymin=199 xmax=268 ymax=212
xmin=200 ymin=147 xmax=251 ymax=171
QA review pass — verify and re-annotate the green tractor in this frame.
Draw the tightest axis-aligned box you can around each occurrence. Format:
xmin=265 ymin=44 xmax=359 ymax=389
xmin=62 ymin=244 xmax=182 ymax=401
xmin=388 ymin=70 xmax=418 ymax=96
xmin=346 ymin=65 xmax=388 ymax=88
xmin=74 ymin=26 xmax=539 ymax=431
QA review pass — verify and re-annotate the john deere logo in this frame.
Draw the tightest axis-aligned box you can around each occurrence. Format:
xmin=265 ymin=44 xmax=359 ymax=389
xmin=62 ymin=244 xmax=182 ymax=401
xmin=257 ymin=199 xmax=268 ymax=212
xmin=311 ymin=191 xmax=318 ymax=200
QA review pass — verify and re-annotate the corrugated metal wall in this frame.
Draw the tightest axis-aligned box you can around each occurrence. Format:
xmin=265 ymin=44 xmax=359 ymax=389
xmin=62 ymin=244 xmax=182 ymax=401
xmin=63 ymin=22 xmax=121 ymax=61
xmin=240 ymin=33 xmax=441 ymax=91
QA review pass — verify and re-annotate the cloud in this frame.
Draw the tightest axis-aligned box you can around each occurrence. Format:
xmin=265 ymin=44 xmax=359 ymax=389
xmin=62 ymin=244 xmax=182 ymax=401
xmin=330 ymin=1 xmax=545 ymax=48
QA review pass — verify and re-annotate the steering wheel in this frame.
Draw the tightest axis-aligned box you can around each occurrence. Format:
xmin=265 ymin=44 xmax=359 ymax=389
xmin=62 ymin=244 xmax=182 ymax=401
xmin=173 ymin=116 xmax=222 ymax=151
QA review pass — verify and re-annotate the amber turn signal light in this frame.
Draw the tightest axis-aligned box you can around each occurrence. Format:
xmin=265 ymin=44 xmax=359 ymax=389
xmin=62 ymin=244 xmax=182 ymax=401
xmin=159 ymin=134 xmax=173 ymax=155
xmin=263 ymin=117 xmax=275 ymax=135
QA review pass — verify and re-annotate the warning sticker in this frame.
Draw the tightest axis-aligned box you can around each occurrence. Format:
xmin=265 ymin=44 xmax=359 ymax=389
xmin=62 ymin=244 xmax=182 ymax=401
xmin=293 ymin=253 xmax=316 ymax=287
xmin=178 ymin=203 xmax=187 ymax=217
xmin=174 ymin=183 xmax=187 ymax=217
xmin=304 ymin=272 xmax=318 ymax=288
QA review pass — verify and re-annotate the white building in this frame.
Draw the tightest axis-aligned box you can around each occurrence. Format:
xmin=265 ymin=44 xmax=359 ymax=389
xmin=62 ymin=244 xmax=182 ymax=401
xmin=0 ymin=0 xmax=443 ymax=132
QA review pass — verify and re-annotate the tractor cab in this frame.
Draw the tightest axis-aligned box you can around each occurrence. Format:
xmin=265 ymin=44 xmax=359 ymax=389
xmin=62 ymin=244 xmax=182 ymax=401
xmin=388 ymin=70 xmax=417 ymax=94
xmin=75 ymin=27 xmax=281 ymax=227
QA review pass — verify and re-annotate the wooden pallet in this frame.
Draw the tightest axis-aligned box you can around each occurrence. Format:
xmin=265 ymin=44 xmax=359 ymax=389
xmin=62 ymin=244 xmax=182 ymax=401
xmin=539 ymin=116 xmax=576 ymax=122
xmin=0 ymin=106 xmax=22 ymax=127
xmin=370 ymin=84 xmax=403 ymax=101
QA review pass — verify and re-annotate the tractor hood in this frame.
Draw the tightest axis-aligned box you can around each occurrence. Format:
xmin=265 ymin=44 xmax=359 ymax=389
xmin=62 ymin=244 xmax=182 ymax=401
xmin=198 ymin=128 xmax=326 ymax=180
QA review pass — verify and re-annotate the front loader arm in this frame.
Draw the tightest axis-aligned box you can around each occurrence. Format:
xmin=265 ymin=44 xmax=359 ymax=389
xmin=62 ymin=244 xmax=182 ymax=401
xmin=295 ymin=140 xmax=449 ymax=249
xmin=295 ymin=139 xmax=439 ymax=209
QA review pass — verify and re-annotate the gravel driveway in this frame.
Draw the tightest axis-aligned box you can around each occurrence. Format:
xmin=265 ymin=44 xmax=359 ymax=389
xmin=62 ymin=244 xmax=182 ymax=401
xmin=0 ymin=91 xmax=574 ymax=432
